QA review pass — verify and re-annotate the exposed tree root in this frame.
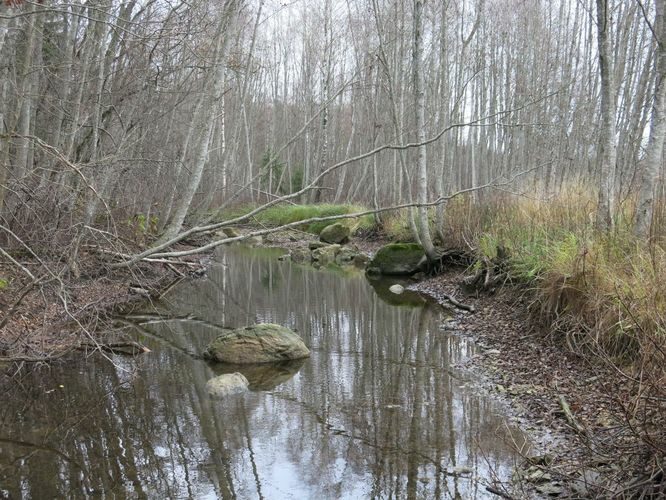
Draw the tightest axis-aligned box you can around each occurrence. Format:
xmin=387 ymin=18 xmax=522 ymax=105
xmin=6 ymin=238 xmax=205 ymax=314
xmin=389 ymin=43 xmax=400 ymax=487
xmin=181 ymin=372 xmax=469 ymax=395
xmin=461 ymin=245 xmax=511 ymax=294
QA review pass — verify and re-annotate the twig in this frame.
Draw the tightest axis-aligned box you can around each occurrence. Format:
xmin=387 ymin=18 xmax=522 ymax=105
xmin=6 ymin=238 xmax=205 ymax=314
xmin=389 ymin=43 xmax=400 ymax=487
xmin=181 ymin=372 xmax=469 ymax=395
xmin=441 ymin=292 xmax=475 ymax=312
xmin=0 ymin=279 xmax=40 ymax=330
xmin=77 ymin=341 xmax=150 ymax=355
xmin=558 ymin=394 xmax=587 ymax=435
xmin=0 ymin=350 xmax=72 ymax=363
xmin=485 ymin=485 xmax=514 ymax=499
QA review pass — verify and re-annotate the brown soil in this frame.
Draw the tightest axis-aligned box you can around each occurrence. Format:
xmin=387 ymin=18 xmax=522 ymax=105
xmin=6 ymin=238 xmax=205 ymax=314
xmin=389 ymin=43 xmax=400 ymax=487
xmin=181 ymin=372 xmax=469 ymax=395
xmin=0 ymin=240 xmax=208 ymax=361
xmin=410 ymin=268 xmax=662 ymax=498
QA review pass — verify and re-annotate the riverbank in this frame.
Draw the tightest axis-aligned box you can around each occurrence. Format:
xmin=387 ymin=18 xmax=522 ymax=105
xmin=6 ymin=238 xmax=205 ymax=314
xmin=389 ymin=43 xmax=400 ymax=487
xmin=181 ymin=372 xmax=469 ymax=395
xmin=2 ymin=216 xmax=664 ymax=496
xmin=257 ymin=222 xmax=664 ymax=497
xmin=410 ymin=271 xmax=652 ymax=497
xmin=0 ymin=240 xmax=208 ymax=362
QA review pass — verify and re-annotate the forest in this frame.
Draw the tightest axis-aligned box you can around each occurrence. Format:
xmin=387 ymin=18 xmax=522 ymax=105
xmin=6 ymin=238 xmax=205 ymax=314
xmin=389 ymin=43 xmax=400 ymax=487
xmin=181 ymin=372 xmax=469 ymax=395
xmin=1 ymin=0 xmax=665 ymax=498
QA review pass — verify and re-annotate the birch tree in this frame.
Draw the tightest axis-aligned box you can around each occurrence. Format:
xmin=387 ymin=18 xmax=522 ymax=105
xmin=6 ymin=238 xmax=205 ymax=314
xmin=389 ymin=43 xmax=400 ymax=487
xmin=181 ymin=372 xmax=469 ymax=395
xmin=413 ymin=0 xmax=437 ymax=260
xmin=595 ymin=0 xmax=618 ymax=231
xmin=160 ymin=0 xmax=241 ymax=242
xmin=635 ymin=0 xmax=666 ymax=239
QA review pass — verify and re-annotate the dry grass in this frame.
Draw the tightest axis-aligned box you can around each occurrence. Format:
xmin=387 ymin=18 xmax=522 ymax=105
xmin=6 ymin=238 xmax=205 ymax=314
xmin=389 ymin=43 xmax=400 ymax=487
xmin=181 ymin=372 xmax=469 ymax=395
xmin=437 ymin=187 xmax=666 ymax=490
xmin=382 ymin=186 xmax=666 ymax=358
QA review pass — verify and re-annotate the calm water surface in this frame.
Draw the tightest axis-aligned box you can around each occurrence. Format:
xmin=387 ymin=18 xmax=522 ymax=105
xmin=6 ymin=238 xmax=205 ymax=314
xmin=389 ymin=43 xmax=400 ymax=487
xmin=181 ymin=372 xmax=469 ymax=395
xmin=0 ymin=246 xmax=526 ymax=499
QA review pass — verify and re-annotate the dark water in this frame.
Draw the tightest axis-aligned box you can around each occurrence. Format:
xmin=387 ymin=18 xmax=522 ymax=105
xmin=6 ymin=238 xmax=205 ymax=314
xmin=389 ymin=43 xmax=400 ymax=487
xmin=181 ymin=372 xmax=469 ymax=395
xmin=0 ymin=246 xmax=526 ymax=499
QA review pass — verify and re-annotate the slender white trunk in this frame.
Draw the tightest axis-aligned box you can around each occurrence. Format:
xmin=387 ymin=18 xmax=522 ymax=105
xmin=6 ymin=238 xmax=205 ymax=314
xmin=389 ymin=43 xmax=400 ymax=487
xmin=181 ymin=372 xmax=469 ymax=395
xmin=595 ymin=0 xmax=618 ymax=231
xmin=413 ymin=0 xmax=436 ymax=260
xmin=160 ymin=1 xmax=239 ymax=241
xmin=0 ymin=12 xmax=11 ymax=212
xmin=15 ymin=4 xmax=41 ymax=180
xmin=635 ymin=0 xmax=666 ymax=238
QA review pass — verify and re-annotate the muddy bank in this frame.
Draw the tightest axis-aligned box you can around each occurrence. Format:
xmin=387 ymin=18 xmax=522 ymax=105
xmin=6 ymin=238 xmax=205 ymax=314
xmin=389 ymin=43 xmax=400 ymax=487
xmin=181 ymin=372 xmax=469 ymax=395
xmin=271 ymin=233 xmax=662 ymax=496
xmin=0 ymin=228 xmax=329 ymax=361
xmin=409 ymin=270 xmax=659 ymax=497
xmin=0 ymin=243 xmax=209 ymax=362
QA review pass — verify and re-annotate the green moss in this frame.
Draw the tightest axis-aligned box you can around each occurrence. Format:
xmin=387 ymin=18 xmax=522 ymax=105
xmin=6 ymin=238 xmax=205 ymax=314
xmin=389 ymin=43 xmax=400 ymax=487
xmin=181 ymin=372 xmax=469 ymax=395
xmin=369 ymin=243 xmax=425 ymax=275
xmin=0 ymin=277 xmax=7 ymax=290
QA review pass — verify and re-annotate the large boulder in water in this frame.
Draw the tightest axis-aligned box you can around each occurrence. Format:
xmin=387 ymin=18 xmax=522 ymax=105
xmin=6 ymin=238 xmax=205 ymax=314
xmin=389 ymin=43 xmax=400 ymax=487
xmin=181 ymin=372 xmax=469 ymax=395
xmin=319 ymin=223 xmax=350 ymax=244
xmin=204 ymin=324 xmax=310 ymax=364
xmin=205 ymin=372 xmax=249 ymax=398
xmin=367 ymin=243 xmax=426 ymax=275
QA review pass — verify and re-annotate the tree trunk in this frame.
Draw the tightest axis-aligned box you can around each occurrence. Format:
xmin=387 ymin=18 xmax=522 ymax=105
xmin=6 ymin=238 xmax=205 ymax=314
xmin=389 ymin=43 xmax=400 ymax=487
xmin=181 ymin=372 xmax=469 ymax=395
xmin=413 ymin=0 xmax=437 ymax=260
xmin=635 ymin=0 xmax=666 ymax=239
xmin=160 ymin=0 xmax=240 ymax=242
xmin=595 ymin=0 xmax=618 ymax=232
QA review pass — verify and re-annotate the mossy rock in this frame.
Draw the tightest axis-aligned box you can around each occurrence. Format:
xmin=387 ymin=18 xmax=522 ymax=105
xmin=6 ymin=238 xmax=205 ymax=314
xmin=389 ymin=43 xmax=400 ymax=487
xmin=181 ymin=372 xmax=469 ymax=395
xmin=312 ymin=244 xmax=341 ymax=265
xmin=290 ymin=247 xmax=311 ymax=264
xmin=319 ymin=223 xmax=350 ymax=244
xmin=368 ymin=243 xmax=426 ymax=275
xmin=222 ymin=227 xmax=241 ymax=238
xmin=203 ymin=323 xmax=310 ymax=364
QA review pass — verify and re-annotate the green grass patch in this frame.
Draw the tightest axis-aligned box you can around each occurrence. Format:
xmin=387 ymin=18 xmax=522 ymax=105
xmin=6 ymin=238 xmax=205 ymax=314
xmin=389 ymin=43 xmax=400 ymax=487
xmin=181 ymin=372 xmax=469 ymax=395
xmin=218 ymin=203 xmax=376 ymax=235
xmin=382 ymin=210 xmax=416 ymax=242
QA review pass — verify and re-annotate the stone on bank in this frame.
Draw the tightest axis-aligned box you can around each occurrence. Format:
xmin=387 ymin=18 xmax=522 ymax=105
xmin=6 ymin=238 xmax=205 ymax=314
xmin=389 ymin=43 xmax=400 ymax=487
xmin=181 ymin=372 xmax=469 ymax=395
xmin=367 ymin=243 xmax=426 ymax=275
xmin=319 ymin=223 xmax=350 ymax=244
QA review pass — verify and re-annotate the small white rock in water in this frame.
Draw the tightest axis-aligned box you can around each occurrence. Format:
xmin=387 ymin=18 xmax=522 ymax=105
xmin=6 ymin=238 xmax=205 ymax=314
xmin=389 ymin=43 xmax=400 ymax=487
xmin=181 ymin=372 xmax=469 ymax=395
xmin=389 ymin=284 xmax=404 ymax=294
xmin=205 ymin=372 xmax=249 ymax=398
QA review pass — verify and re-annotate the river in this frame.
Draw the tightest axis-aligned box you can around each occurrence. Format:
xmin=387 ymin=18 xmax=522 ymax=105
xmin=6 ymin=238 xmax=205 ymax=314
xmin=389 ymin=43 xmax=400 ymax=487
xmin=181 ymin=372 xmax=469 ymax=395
xmin=0 ymin=245 xmax=526 ymax=499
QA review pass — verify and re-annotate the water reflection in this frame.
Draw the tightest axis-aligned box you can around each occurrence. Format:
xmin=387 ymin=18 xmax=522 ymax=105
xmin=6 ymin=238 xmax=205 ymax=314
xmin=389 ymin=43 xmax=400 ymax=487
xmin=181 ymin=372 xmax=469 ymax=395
xmin=0 ymin=246 xmax=525 ymax=499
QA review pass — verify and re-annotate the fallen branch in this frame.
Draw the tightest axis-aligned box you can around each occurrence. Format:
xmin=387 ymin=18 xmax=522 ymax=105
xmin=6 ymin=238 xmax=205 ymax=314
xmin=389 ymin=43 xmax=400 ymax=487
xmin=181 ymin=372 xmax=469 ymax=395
xmin=142 ymin=257 xmax=202 ymax=267
xmin=111 ymin=95 xmax=556 ymax=267
xmin=440 ymin=293 xmax=475 ymax=312
xmin=112 ymin=166 xmax=543 ymax=263
xmin=558 ymin=394 xmax=587 ymax=435
xmin=77 ymin=341 xmax=150 ymax=356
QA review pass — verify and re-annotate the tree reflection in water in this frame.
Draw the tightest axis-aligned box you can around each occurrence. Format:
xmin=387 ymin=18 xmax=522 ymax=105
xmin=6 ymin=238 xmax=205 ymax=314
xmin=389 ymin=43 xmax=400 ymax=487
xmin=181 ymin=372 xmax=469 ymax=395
xmin=0 ymin=246 xmax=527 ymax=499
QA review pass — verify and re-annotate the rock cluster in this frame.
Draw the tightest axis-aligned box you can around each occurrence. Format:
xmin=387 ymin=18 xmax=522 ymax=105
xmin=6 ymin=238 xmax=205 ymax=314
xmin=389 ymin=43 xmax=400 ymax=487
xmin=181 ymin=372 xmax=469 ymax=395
xmin=287 ymin=241 xmax=367 ymax=268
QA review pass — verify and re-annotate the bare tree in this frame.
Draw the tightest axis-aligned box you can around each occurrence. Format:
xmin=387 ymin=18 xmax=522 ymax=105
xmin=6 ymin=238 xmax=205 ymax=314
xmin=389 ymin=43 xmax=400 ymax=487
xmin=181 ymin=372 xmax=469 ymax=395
xmin=595 ymin=0 xmax=618 ymax=231
xmin=412 ymin=0 xmax=437 ymax=260
xmin=635 ymin=0 xmax=666 ymax=239
xmin=160 ymin=0 xmax=242 ymax=242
